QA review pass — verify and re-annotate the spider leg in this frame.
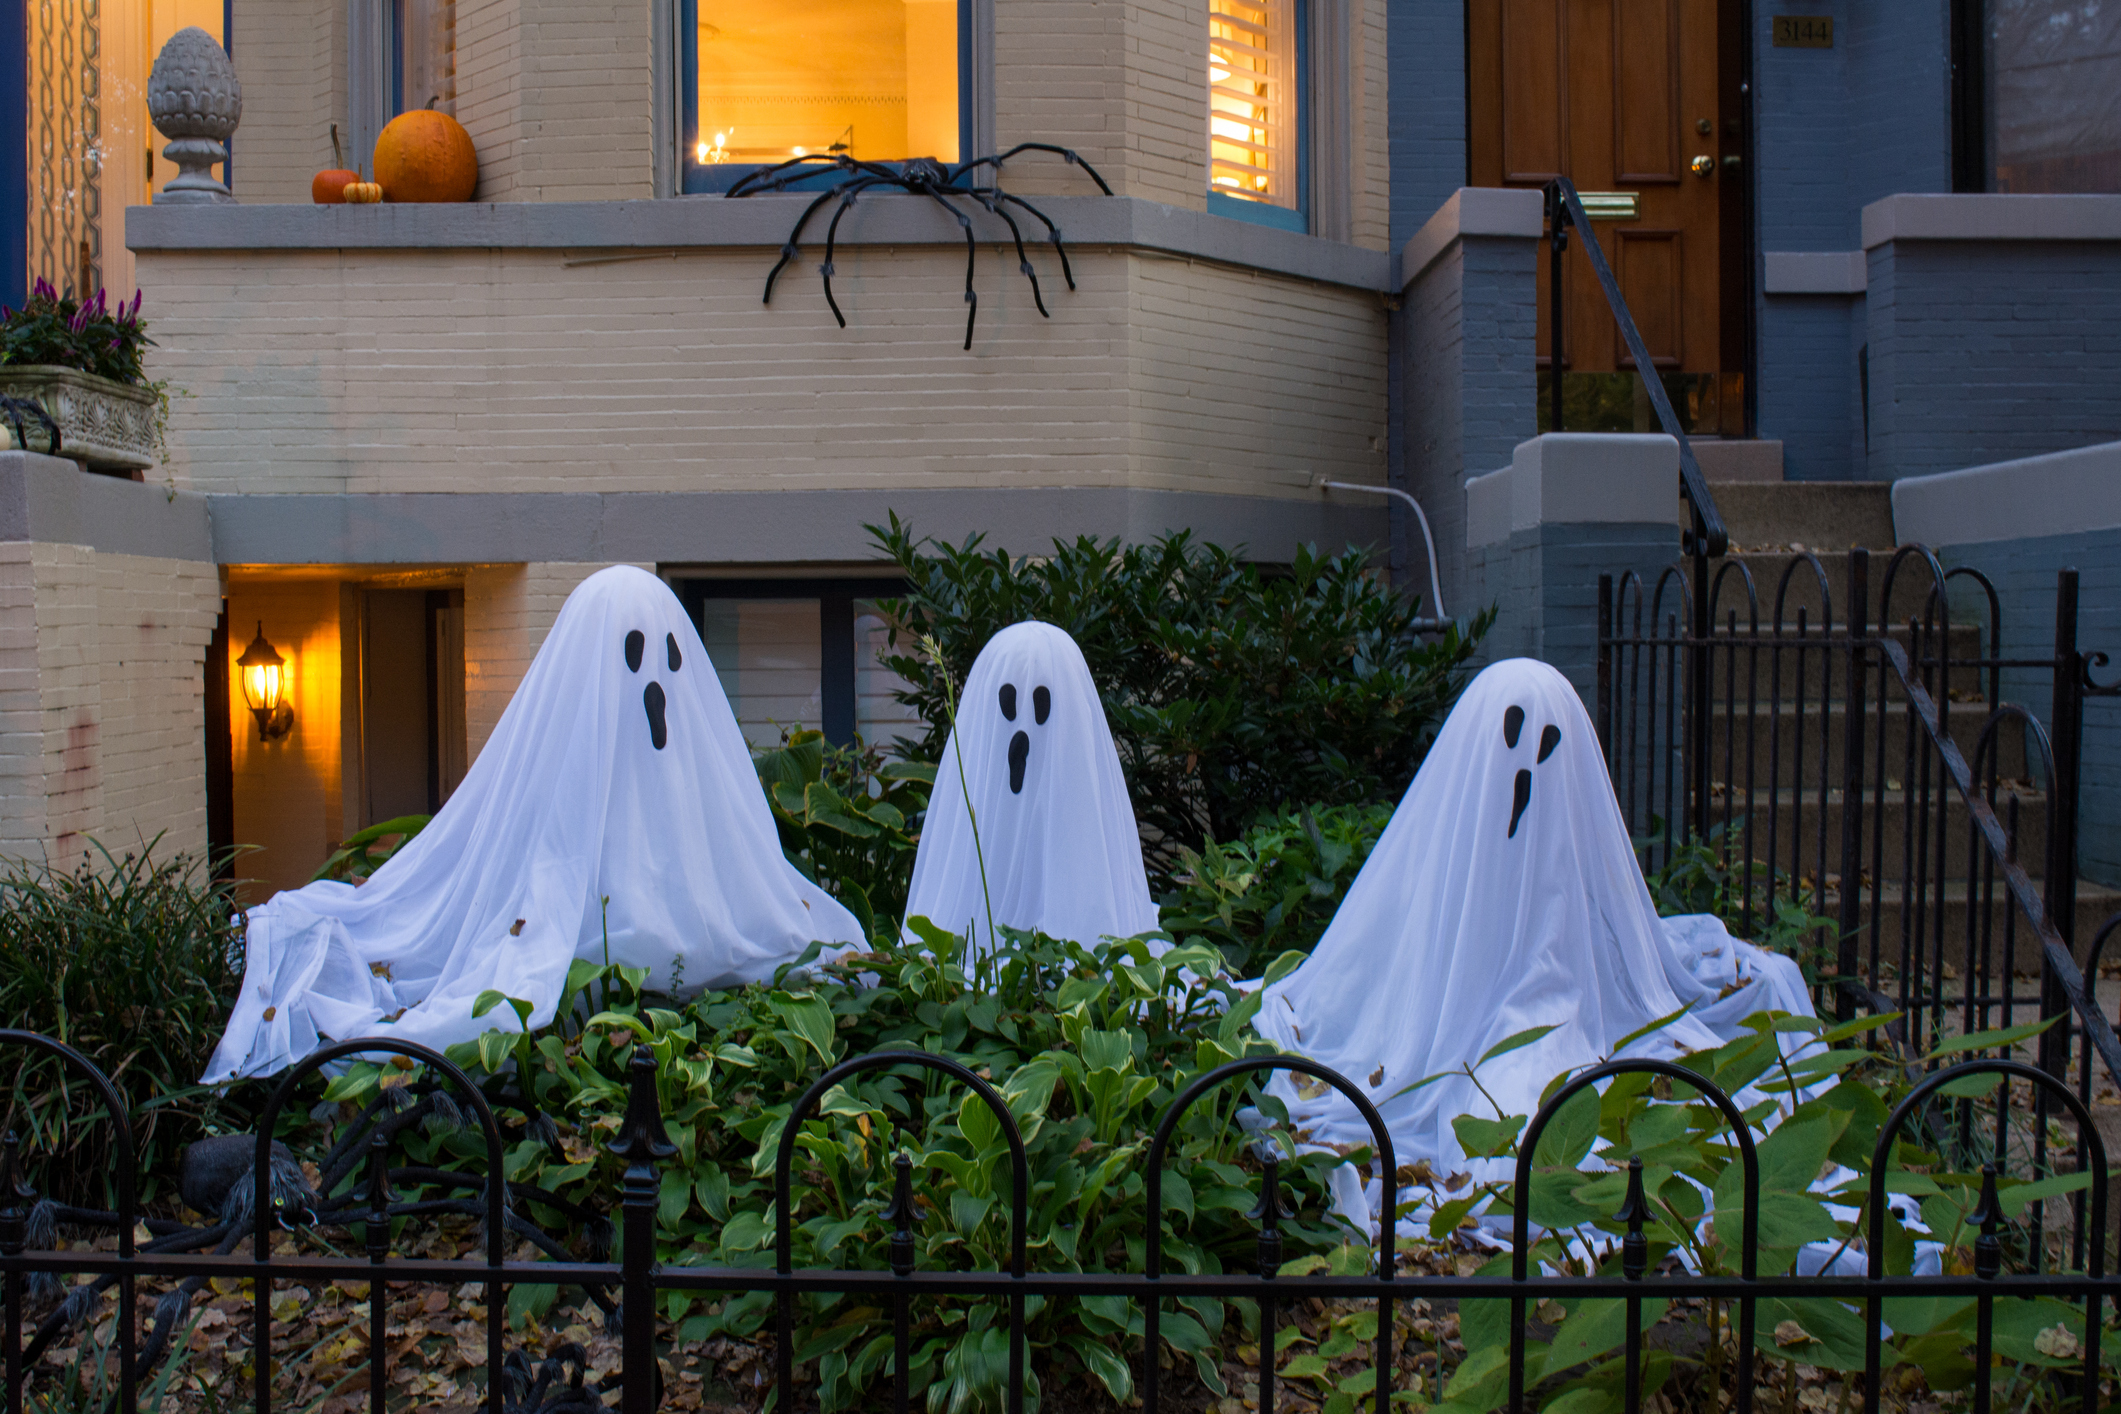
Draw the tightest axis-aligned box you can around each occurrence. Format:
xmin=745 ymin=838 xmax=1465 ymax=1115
xmin=922 ymin=191 xmax=980 ymax=349
xmin=975 ymin=190 xmax=1048 ymax=318
xmin=763 ymin=183 xmax=854 ymax=305
xmin=949 ymin=142 xmax=1114 ymax=195
xmin=820 ymin=182 xmax=888 ymax=329
xmin=995 ymin=192 xmax=1078 ymax=292
xmin=726 ymin=154 xmax=846 ymax=198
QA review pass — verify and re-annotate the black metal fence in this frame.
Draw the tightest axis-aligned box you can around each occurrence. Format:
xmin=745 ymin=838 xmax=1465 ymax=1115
xmin=1 ymin=1026 xmax=2116 ymax=1414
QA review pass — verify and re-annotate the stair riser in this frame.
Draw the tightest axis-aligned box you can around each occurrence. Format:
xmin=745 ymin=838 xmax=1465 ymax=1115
xmin=1716 ymin=551 xmax=1973 ymax=629
xmin=1702 ymin=794 xmax=2053 ymax=885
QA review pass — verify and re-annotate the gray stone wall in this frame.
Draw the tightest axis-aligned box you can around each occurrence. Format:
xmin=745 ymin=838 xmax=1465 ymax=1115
xmin=1867 ymin=239 xmax=2121 ymax=482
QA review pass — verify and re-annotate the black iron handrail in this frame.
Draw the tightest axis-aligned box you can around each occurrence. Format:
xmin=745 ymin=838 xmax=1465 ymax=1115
xmin=1542 ymin=176 xmax=1728 ymax=561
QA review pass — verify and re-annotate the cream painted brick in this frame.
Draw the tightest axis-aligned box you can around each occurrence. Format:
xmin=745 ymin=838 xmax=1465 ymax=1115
xmin=230 ymin=0 xmax=347 ymax=206
xmin=138 ymin=244 xmax=1382 ymax=496
xmin=463 ymin=561 xmax=646 ymax=761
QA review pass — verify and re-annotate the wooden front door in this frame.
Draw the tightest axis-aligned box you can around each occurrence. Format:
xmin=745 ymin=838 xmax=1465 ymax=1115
xmin=1469 ymin=0 xmax=1746 ymax=434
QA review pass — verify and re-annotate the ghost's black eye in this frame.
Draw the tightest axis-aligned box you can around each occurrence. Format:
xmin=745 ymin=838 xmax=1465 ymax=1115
xmin=666 ymin=633 xmax=682 ymax=671
xmin=1503 ymin=705 xmax=1524 ymax=748
xmin=1033 ymin=685 xmax=1050 ymax=725
xmin=624 ymin=630 xmax=645 ymax=673
xmin=999 ymin=683 xmax=1017 ymax=721
xmin=1538 ymin=724 xmax=1561 ymax=763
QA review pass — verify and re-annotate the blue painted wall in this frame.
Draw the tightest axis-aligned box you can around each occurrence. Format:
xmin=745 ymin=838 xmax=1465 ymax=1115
xmin=1943 ymin=529 xmax=2121 ymax=890
xmin=1867 ymin=240 xmax=2121 ymax=482
xmin=1751 ymin=1 xmax=1953 ymax=482
xmin=1387 ymin=0 xmax=1466 ymax=251
xmin=2 ymin=0 xmax=26 ymax=310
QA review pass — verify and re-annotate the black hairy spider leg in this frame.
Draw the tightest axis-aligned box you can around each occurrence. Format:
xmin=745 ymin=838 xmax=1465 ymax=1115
xmin=763 ymin=185 xmax=848 ymax=305
xmin=821 ymin=176 xmax=895 ymax=327
xmin=978 ymin=191 xmax=1049 ymax=318
xmin=992 ymin=191 xmax=1078 ymax=291
xmin=923 ymin=190 xmax=981 ymax=348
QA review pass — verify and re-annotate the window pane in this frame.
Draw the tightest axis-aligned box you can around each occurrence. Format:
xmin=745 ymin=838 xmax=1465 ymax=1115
xmin=1210 ymin=0 xmax=1296 ymax=207
xmin=1987 ymin=0 xmax=2121 ymax=192
xmin=698 ymin=599 xmax=824 ymax=749
xmin=854 ymin=602 xmax=924 ymax=750
xmin=693 ymin=0 xmax=959 ymax=168
xmin=395 ymin=0 xmax=457 ymax=117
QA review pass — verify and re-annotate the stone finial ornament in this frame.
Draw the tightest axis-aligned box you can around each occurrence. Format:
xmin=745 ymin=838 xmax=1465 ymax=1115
xmin=148 ymin=26 xmax=243 ymax=204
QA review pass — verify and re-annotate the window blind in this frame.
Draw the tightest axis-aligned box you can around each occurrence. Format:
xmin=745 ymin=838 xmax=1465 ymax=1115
xmin=1209 ymin=0 xmax=1295 ymax=207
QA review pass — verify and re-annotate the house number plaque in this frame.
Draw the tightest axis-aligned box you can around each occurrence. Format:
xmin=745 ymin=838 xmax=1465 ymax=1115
xmin=1772 ymin=15 xmax=1833 ymax=47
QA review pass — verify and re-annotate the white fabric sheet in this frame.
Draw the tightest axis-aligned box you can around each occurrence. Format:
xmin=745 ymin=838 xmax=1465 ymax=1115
xmin=204 ymin=566 xmax=862 ymax=1081
xmin=1255 ymin=658 xmax=1815 ymax=1179
xmin=901 ymin=621 xmax=1158 ymax=949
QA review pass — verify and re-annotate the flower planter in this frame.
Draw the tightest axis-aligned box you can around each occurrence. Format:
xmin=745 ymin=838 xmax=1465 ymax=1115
xmin=0 ymin=365 xmax=157 ymax=473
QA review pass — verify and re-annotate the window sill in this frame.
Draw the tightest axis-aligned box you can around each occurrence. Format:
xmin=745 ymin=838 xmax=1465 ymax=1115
xmin=1207 ymin=191 xmax=1307 ymax=235
xmin=126 ymin=193 xmax=1390 ymax=291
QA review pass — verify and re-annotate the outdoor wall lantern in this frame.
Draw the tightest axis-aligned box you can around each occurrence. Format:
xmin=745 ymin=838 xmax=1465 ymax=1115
xmin=237 ymin=622 xmax=295 ymax=741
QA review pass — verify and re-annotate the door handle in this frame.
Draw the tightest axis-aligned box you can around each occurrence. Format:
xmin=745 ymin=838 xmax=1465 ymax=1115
xmin=1689 ymin=155 xmax=1715 ymax=178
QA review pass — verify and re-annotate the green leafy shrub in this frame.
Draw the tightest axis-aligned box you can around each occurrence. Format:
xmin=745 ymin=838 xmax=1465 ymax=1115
xmin=1422 ymin=1011 xmax=2095 ymax=1414
xmin=866 ymin=517 xmax=1489 ymax=888
xmin=1641 ymin=821 xmax=1837 ymax=977
xmin=753 ymin=729 xmax=932 ymax=939
xmin=0 ymin=841 xmax=249 ymax=1203
xmin=311 ymin=813 xmax=430 ymax=883
xmin=0 ymin=280 xmax=153 ymax=385
xmin=1159 ymin=801 xmax=1394 ymax=975
xmin=316 ymin=928 xmax=1346 ymax=1412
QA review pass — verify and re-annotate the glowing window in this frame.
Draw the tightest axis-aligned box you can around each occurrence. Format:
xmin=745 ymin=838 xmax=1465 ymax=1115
xmin=1209 ymin=0 xmax=1296 ymax=209
xmin=682 ymin=0 xmax=961 ymax=191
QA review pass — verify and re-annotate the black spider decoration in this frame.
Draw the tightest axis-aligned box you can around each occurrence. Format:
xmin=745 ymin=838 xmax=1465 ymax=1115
xmin=725 ymin=143 xmax=1114 ymax=350
xmin=0 ymin=395 xmax=60 ymax=457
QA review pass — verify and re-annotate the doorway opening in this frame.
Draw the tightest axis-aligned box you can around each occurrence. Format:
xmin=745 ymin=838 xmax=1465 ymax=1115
xmin=359 ymin=587 xmax=467 ymax=823
xmin=1468 ymin=0 xmax=1753 ymax=437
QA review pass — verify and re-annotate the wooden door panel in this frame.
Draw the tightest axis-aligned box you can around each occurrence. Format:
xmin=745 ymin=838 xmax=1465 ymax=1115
xmin=1613 ymin=229 xmax=1683 ymax=367
xmin=1613 ymin=0 xmax=1680 ymax=183
xmin=1500 ymin=0 xmax=1566 ymax=182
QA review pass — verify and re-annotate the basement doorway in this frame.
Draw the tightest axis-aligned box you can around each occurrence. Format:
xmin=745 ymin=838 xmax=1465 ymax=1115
xmin=360 ymin=588 xmax=467 ymax=823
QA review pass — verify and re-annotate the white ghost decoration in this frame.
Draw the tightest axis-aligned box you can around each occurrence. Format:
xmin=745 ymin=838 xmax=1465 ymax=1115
xmin=203 ymin=566 xmax=863 ymax=1082
xmin=1256 ymin=657 xmax=1813 ymax=1176
xmin=902 ymin=621 xmax=1158 ymax=950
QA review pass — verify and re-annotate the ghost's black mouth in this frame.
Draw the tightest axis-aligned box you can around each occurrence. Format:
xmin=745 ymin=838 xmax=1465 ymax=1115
xmin=1509 ymin=768 xmax=1532 ymax=837
xmin=644 ymin=681 xmax=668 ymax=750
xmin=1008 ymin=730 xmax=1029 ymax=793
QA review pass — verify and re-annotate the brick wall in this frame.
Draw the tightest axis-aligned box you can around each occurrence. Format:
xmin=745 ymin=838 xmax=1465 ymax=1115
xmin=464 ymin=561 xmax=647 ymax=759
xmin=1942 ymin=528 xmax=2121 ymax=889
xmin=1399 ymin=232 xmax=1538 ymax=616
xmin=1866 ymin=239 xmax=2121 ymax=482
xmin=0 ymin=543 xmax=218 ymax=870
xmin=457 ymin=0 xmax=656 ymax=203
xmin=1385 ymin=0 xmax=1463 ymax=249
xmin=230 ymin=0 xmax=347 ymax=206
xmin=136 ymin=243 xmax=1385 ymax=499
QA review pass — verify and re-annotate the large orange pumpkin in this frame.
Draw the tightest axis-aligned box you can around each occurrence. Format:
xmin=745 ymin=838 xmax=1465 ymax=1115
xmin=373 ymin=109 xmax=479 ymax=203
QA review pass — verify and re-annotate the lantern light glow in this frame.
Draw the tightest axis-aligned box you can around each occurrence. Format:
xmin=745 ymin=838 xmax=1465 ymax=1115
xmin=237 ymin=622 xmax=295 ymax=741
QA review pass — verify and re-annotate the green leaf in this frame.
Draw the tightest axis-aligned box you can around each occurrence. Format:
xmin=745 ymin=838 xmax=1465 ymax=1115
xmin=1063 ymin=1334 xmax=1133 ymax=1401
xmin=1454 ymin=1112 xmax=1527 ymax=1159
xmin=720 ymin=1208 xmax=773 ymax=1253
xmin=1480 ymin=1024 xmax=1563 ymax=1066
xmin=1928 ymin=1015 xmax=2059 ymax=1057
xmin=769 ymin=993 xmax=839 ymax=1065
xmin=1608 ymin=1004 xmax=1696 ymax=1056
xmin=1263 ymin=950 xmax=1308 ymax=986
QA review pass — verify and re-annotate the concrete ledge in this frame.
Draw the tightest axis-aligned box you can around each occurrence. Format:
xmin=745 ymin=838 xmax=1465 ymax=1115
xmin=127 ymin=194 xmax=1394 ymax=292
xmin=1398 ymin=187 xmax=1546 ymax=290
xmin=0 ymin=453 xmax=214 ymax=560
xmin=1510 ymin=434 xmax=1678 ymax=532
xmin=1763 ymin=251 xmax=1866 ymax=294
xmin=1861 ymin=193 xmax=2121 ymax=250
xmin=1465 ymin=465 xmax=1511 ymax=549
xmin=1891 ymin=440 xmax=2121 ymax=547
xmin=205 ymin=486 xmax=1388 ymax=567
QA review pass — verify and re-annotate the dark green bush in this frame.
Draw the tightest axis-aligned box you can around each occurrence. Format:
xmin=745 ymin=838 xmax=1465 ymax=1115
xmin=867 ymin=517 xmax=1489 ymax=888
xmin=754 ymin=728 xmax=932 ymax=939
xmin=1159 ymin=800 xmax=1393 ymax=975
xmin=0 ymin=841 xmax=250 ymax=1203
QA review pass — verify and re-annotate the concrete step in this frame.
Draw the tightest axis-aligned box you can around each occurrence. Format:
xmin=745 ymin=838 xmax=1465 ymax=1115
xmin=1713 ymin=549 xmax=1967 ymax=630
xmin=1701 ymin=785 xmax=2052 ymax=886
xmin=1690 ymin=699 xmax=2035 ymax=778
xmin=1691 ymin=439 xmax=1784 ymax=484
xmin=1826 ymin=881 xmax=2121 ymax=972
xmin=1705 ymin=481 xmax=1895 ymax=550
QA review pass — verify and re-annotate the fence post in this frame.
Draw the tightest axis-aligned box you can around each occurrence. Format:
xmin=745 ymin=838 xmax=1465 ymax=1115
xmin=2047 ymin=569 xmax=2084 ymax=1078
xmin=612 ymin=1045 xmax=676 ymax=1414
xmin=1835 ymin=549 xmax=1871 ymax=1019
xmin=1597 ymin=574 xmax=1614 ymax=768
xmin=1 ymin=1135 xmax=27 ymax=1414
